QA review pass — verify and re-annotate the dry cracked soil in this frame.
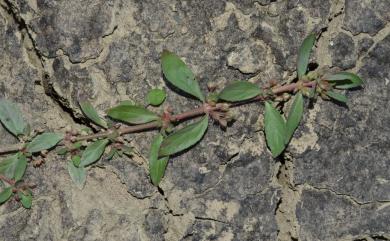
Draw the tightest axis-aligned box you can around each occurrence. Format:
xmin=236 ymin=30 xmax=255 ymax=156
xmin=0 ymin=0 xmax=389 ymax=241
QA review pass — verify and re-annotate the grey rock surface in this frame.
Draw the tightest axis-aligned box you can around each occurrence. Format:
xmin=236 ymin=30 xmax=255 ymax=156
xmin=0 ymin=0 xmax=389 ymax=241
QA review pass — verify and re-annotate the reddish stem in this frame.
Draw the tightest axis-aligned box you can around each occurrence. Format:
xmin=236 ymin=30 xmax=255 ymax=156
xmin=0 ymin=81 xmax=315 ymax=155
xmin=0 ymin=175 xmax=16 ymax=186
xmin=272 ymin=81 xmax=315 ymax=94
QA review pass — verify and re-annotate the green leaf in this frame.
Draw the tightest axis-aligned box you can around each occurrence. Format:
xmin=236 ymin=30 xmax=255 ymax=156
xmin=81 ymin=127 xmax=93 ymax=134
xmin=0 ymin=187 xmax=13 ymax=204
xmin=57 ymin=147 xmax=68 ymax=155
xmin=149 ymin=134 xmax=169 ymax=186
xmin=67 ymin=161 xmax=86 ymax=189
xmin=286 ymin=93 xmax=304 ymax=143
xmin=218 ymin=81 xmax=262 ymax=102
xmin=207 ymin=93 xmax=219 ymax=103
xmin=23 ymin=124 xmax=31 ymax=136
xmin=26 ymin=132 xmax=64 ymax=153
xmin=18 ymin=191 xmax=32 ymax=209
xmin=159 ymin=116 xmax=209 ymax=157
xmin=121 ymin=146 xmax=133 ymax=156
xmin=0 ymin=154 xmax=19 ymax=179
xmin=72 ymin=155 xmax=81 ymax=167
xmin=106 ymin=148 xmax=118 ymax=161
xmin=147 ymin=89 xmax=166 ymax=106
xmin=0 ymin=153 xmax=27 ymax=181
xmin=325 ymin=72 xmax=364 ymax=89
xmin=161 ymin=50 xmax=205 ymax=101
xmin=0 ymin=99 xmax=27 ymax=137
xmin=107 ymin=105 xmax=160 ymax=124
xmin=326 ymin=91 xmax=348 ymax=103
xmin=13 ymin=154 xmax=27 ymax=182
xmin=79 ymin=139 xmax=109 ymax=167
xmin=297 ymin=34 xmax=316 ymax=79
xmin=80 ymin=101 xmax=108 ymax=128
xmin=72 ymin=142 xmax=83 ymax=150
xmin=264 ymin=102 xmax=286 ymax=157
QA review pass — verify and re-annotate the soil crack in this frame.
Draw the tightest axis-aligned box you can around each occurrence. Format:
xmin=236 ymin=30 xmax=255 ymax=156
xmin=274 ymin=152 xmax=300 ymax=241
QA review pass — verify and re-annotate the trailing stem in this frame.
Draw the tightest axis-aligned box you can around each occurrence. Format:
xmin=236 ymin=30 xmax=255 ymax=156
xmin=0 ymin=81 xmax=315 ymax=155
xmin=0 ymin=33 xmax=364 ymax=208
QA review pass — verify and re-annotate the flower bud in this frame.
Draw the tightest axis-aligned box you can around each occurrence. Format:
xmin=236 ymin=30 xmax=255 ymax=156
xmin=71 ymin=130 xmax=79 ymax=136
xmin=65 ymin=126 xmax=72 ymax=133
xmin=216 ymin=103 xmax=230 ymax=112
xmin=207 ymin=82 xmax=218 ymax=92
xmin=225 ymin=111 xmax=235 ymax=122
xmin=283 ymin=93 xmax=290 ymax=101
xmin=274 ymin=96 xmax=284 ymax=102
xmin=219 ymin=119 xmax=227 ymax=128
xmin=306 ymin=71 xmax=318 ymax=80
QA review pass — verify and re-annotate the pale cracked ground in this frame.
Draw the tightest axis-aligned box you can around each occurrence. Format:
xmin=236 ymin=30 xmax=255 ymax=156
xmin=0 ymin=0 xmax=389 ymax=241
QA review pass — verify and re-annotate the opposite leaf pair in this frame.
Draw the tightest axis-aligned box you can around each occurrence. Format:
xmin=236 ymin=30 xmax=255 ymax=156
xmin=0 ymin=153 xmax=31 ymax=208
xmin=264 ymin=93 xmax=304 ymax=157
xmin=0 ymin=100 xmax=64 ymax=208
xmin=149 ymin=116 xmax=209 ymax=185
xmin=66 ymin=139 xmax=110 ymax=189
xmin=149 ymin=51 xmax=265 ymax=186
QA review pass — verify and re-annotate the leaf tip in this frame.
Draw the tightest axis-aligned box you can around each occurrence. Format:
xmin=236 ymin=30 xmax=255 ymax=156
xmin=161 ymin=49 xmax=171 ymax=58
